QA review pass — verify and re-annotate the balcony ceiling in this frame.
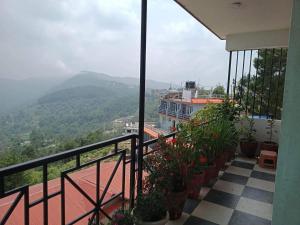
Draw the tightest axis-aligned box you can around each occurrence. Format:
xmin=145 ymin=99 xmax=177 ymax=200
xmin=175 ymin=0 xmax=293 ymax=50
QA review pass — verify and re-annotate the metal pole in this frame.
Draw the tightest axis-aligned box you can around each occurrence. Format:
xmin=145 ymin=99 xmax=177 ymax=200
xmin=233 ymin=51 xmax=239 ymax=99
xmin=252 ymin=50 xmax=259 ymax=118
xmin=259 ymin=49 xmax=267 ymax=117
xmin=239 ymin=50 xmax=246 ymax=105
xmin=266 ymin=48 xmax=275 ymax=118
xmin=227 ymin=51 xmax=232 ymax=96
xmin=246 ymin=50 xmax=253 ymax=113
xmin=137 ymin=0 xmax=147 ymax=194
xmin=274 ymin=48 xmax=284 ymax=119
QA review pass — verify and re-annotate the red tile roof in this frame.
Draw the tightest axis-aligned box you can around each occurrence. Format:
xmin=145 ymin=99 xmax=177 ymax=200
xmin=191 ymin=98 xmax=223 ymax=104
xmin=0 ymin=161 xmax=130 ymax=225
xmin=144 ymin=126 xmax=167 ymax=138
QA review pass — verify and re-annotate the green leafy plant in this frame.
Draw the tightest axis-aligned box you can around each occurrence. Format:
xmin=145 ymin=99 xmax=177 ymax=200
xmin=215 ymin=98 xmax=241 ymax=121
xmin=266 ymin=119 xmax=277 ymax=143
xmin=134 ymin=191 xmax=167 ymax=222
xmin=239 ymin=116 xmax=256 ymax=142
xmin=193 ymin=98 xmax=241 ymax=122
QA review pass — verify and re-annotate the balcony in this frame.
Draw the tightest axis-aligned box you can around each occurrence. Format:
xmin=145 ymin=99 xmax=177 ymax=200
xmin=158 ymin=107 xmax=167 ymax=114
xmin=178 ymin=113 xmax=191 ymax=120
xmin=167 ymin=110 xmax=177 ymax=117
xmin=1 ymin=0 xmax=300 ymax=224
xmin=0 ymin=111 xmax=279 ymax=225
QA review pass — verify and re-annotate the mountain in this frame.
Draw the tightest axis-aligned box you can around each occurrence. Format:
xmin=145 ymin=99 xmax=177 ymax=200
xmin=53 ymin=71 xmax=172 ymax=91
xmin=0 ymin=72 xmax=170 ymax=116
xmin=0 ymin=72 xmax=160 ymax=149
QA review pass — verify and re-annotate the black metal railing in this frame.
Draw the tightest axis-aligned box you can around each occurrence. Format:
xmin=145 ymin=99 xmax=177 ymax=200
xmin=178 ymin=113 xmax=191 ymax=120
xmin=158 ymin=107 xmax=167 ymax=114
xmin=0 ymin=131 xmax=177 ymax=225
xmin=226 ymin=48 xmax=287 ymax=119
xmin=0 ymin=134 xmax=138 ymax=225
xmin=167 ymin=110 xmax=177 ymax=117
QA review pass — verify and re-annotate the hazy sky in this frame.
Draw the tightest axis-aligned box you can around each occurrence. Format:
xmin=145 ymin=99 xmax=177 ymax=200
xmin=0 ymin=0 xmax=228 ymax=87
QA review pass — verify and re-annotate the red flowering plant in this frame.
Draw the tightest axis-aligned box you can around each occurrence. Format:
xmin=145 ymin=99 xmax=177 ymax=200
xmin=144 ymin=133 xmax=194 ymax=193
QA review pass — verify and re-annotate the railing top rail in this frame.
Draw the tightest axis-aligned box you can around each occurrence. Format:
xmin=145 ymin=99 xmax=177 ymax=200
xmin=0 ymin=133 xmax=137 ymax=177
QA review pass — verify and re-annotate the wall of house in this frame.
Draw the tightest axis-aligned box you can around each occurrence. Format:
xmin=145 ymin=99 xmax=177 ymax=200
xmin=236 ymin=117 xmax=281 ymax=154
xmin=273 ymin=1 xmax=300 ymax=224
xmin=252 ymin=118 xmax=281 ymax=143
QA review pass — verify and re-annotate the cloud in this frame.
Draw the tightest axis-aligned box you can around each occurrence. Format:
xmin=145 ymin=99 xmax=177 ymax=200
xmin=0 ymin=0 xmax=228 ymax=87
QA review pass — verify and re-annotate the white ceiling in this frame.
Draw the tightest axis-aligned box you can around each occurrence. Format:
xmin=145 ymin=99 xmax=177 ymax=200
xmin=175 ymin=0 xmax=293 ymax=40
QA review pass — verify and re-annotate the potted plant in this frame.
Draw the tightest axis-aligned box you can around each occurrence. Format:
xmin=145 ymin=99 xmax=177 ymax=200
xmin=178 ymin=120 xmax=207 ymax=196
xmin=108 ymin=209 xmax=135 ymax=225
xmin=186 ymin=150 xmax=207 ymax=199
xmin=215 ymin=99 xmax=240 ymax=161
xmin=260 ymin=119 xmax=278 ymax=152
xmin=239 ymin=116 xmax=258 ymax=157
xmin=134 ymin=191 xmax=168 ymax=225
xmin=145 ymin=134 xmax=193 ymax=220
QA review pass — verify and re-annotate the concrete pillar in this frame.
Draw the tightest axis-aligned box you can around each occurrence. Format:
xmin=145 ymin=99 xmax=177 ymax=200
xmin=273 ymin=1 xmax=300 ymax=224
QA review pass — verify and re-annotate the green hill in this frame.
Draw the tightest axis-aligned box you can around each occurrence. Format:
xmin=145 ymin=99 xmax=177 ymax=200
xmin=0 ymin=72 xmax=160 ymax=150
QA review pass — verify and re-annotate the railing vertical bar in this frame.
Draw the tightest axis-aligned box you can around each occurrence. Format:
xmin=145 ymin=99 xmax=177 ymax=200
xmin=129 ymin=137 xmax=136 ymax=209
xmin=121 ymin=151 xmax=126 ymax=209
xmin=76 ymin=155 xmax=80 ymax=168
xmin=274 ymin=48 xmax=284 ymax=119
xmin=227 ymin=51 xmax=232 ymax=96
xmin=267 ymin=48 xmax=275 ymax=118
xmin=259 ymin=49 xmax=267 ymax=117
xmin=61 ymin=174 xmax=65 ymax=225
xmin=43 ymin=164 xmax=48 ymax=225
xmin=145 ymin=145 xmax=148 ymax=154
xmin=0 ymin=176 xmax=4 ymax=195
xmin=246 ymin=50 xmax=253 ymax=114
xmin=239 ymin=50 xmax=246 ymax=105
xmin=24 ymin=187 xmax=30 ymax=225
xmin=95 ymin=161 xmax=100 ymax=225
xmin=252 ymin=50 xmax=259 ymax=118
xmin=114 ymin=143 xmax=118 ymax=153
xmin=233 ymin=51 xmax=239 ymax=99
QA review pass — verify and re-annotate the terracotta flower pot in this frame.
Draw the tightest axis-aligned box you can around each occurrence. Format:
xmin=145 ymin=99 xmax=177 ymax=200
xmin=223 ymin=151 xmax=231 ymax=162
xmin=240 ymin=140 xmax=258 ymax=158
xmin=205 ymin=163 xmax=218 ymax=184
xmin=260 ymin=141 xmax=278 ymax=152
xmin=215 ymin=154 xmax=226 ymax=171
xmin=166 ymin=190 xmax=187 ymax=220
xmin=187 ymin=172 xmax=205 ymax=199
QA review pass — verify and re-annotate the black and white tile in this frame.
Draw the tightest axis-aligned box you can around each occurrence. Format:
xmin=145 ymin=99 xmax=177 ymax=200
xmin=167 ymin=156 xmax=276 ymax=225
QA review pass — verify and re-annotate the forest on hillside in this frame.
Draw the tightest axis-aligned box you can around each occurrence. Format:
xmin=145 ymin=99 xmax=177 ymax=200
xmin=0 ymin=73 xmax=161 ymax=190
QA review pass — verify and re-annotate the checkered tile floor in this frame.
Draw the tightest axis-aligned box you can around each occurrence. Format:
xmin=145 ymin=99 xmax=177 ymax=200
xmin=168 ymin=156 xmax=276 ymax=225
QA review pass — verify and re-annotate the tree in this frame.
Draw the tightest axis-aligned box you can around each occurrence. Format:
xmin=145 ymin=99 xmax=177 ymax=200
xmin=235 ymin=49 xmax=287 ymax=119
xmin=212 ymin=85 xmax=225 ymax=95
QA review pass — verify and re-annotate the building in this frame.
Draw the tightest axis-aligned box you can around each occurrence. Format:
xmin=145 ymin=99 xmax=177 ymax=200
xmin=158 ymin=81 xmax=223 ymax=131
